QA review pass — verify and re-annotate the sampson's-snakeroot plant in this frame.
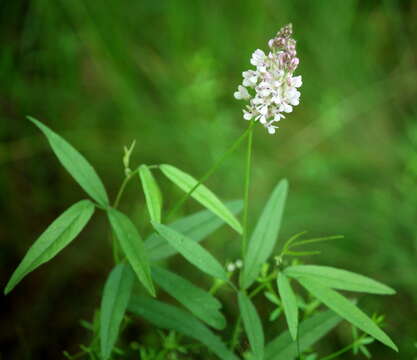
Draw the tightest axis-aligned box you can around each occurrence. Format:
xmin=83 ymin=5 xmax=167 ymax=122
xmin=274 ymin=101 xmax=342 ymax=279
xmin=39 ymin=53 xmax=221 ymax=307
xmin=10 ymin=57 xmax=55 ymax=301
xmin=5 ymin=24 xmax=398 ymax=359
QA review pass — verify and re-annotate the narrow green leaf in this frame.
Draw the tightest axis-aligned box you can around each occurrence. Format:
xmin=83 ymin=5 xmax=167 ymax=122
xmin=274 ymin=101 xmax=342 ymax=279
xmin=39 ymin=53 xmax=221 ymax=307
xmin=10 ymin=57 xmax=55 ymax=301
xmin=151 ymin=222 xmax=228 ymax=281
xmin=160 ymin=164 xmax=242 ymax=234
xmin=4 ymin=200 xmax=95 ymax=294
xmin=241 ymin=179 xmax=288 ymax=289
xmin=284 ymin=265 xmax=395 ymax=295
xmin=277 ymin=272 xmax=298 ymax=341
xmin=265 ymin=310 xmax=341 ymax=360
xmin=28 ymin=116 xmax=109 ymax=207
xmin=152 ymin=266 xmax=226 ymax=329
xmin=100 ymin=264 xmax=134 ymax=360
xmin=297 ymin=277 xmax=397 ymax=351
xmin=238 ymin=292 xmax=264 ymax=359
xmin=129 ymin=296 xmax=239 ymax=360
xmin=107 ymin=208 xmax=155 ymax=296
xmin=145 ymin=200 xmax=242 ymax=261
xmin=138 ymin=165 xmax=162 ymax=223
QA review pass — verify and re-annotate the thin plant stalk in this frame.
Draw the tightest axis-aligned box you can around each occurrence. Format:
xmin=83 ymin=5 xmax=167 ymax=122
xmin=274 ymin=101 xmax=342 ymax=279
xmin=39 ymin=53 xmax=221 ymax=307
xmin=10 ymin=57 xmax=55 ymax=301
xmin=242 ymin=120 xmax=254 ymax=256
xmin=166 ymin=125 xmax=253 ymax=221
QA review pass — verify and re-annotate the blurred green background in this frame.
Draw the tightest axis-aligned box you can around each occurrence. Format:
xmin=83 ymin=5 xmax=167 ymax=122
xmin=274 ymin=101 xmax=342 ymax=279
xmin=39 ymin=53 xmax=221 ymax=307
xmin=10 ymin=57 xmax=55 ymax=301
xmin=1 ymin=0 xmax=417 ymax=359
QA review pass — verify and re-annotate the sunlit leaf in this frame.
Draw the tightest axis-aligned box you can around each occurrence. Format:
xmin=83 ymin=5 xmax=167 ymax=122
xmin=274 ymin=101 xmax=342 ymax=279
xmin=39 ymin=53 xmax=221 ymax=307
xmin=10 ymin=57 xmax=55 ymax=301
xmin=152 ymin=266 xmax=226 ymax=329
xmin=238 ymin=292 xmax=264 ymax=359
xmin=145 ymin=200 xmax=242 ymax=261
xmin=28 ymin=116 xmax=109 ymax=207
xmin=265 ymin=310 xmax=341 ymax=360
xmin=297 ymin=277 xmax=397 ymax=351
xmin=100 ymin=264 xmax=134 ymax=360
xmin=284 ymin=265 xmax=395 ymax=295
xmin=107 ymin=208 xmax=155 ymax=296
xmin=4 ymin=200 xmax=95 ymax=294
xmin=129 ymin=296 xmax=239 ymax=360
xmin=138 ymin=165 xmax=162 ymax=223
xmin=277 ymin=272 xmax=298 ymax=340
xmin=160 ymin=164 xmax=242 ymax=234
xmin=241 ymin=179 xmax=288 ymax=289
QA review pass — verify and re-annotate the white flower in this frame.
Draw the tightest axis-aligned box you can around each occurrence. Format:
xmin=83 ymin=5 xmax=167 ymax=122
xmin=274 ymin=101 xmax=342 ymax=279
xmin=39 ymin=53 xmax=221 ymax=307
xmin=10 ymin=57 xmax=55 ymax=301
xmin=235 ymin=259 xmax=243 ymax=268
xmin=250 ymin=49 xmax=266 ymax=66
xmin=227 ymin=263 xmax=236 ymax=272
xmin=233 ymin=85 xmax=250 ymax=100
xmin=291 ymin=75 xmax=302 ymax=88
xmin=234 ymin=24 xmax=302 ymax=134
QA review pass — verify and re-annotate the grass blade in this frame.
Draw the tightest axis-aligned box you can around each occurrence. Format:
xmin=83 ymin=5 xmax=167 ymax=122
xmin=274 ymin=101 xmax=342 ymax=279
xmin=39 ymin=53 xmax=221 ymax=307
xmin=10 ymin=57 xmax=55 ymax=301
xmin=129 ymin=296 xmax=239 ymax=360
xmin=28 ymin=116 xmax=109 ymax=207
xmin=285 ymin=265 xmax=395 ymax=295
xmin=100 ymin=264 xmax=134 ymax=360
xmin=241 ymin=179 xmax=288 ymax=289
xmin=265 ymin=310 xmax=341 ymax=360
xmin=160 ymin=164 xmax=242 ymax=234
xmin=152 ymin=266 xmax=226 ymax=329
xmin=277 ymin=272 xmax=298 ymax=341
xmin=238 ymin=292 xmax=264 ymax=359
xmin=138 ymin=164 xmax=162 ymax=223
xmin=151 ymin=222 xmax=228 ymax=281
xmin=297 ymin=277 xmax=398 ymax=351
xmin=107 ymin=208 xmax=155 ymax=296
xmin=5 ymin=199 xmax=95 ymax=294
xmin=145 ymin=200 xmax=242 ymax=261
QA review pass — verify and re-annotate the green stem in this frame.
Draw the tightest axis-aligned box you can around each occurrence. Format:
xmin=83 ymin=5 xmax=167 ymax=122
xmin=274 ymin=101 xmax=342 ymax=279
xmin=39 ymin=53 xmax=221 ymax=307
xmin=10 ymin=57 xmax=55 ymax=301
xmin=319 ymin=334 xmax=366 ymax=360
xmin=229 ymin=317 xmax=242 ymax=351
xmin=111 ymin=169 xmax=138 ymax=263
xmin=113 ymin=169 xmax=138 ymax=208
xmin=242 ymin=121 xmax=254 ymax=256
xmin=166 ymin=125 xmax=252 ymax=221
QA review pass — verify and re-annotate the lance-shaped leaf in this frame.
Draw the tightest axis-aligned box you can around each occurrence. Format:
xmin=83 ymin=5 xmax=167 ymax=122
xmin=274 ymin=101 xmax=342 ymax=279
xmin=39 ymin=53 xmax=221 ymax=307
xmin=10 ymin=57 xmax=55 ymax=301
xmin=145 ymin=200 xmax=242 ymax=261
xmin=160 ymin=164 xmax=242 ymax=234
xmin=129 ymin=296 xmax=239 ymax=360
xmin=152 ymin=222 xmax=228 ymax=281
xmin=152 ymin=266 xmax=226 ymax=329
xmin=107 ymin=208 xmax=155 ymax=296
xmin=277 ymin=272 xmax=298 ymax=341
xmin=241 ymin=179 xmax=288 ymax=289
xmin=100 ymin=264 xmax=134 ymax=360
xmin=4 ymin=200 xmax=95 ymax=294
xmin=238 ymin=292 xmax=264 ymax=359
xmin=28 ymin=117 xmax=109 ymax=207
xmin=297 ymin=277 xmax=397 ymax=351
xmin=265 ymin=310 xmax=341 ymax=360
xmin=284 ymin=265 xmax=395 ymax=295
xmin=138 ymin=165 xmax=162 ymax=223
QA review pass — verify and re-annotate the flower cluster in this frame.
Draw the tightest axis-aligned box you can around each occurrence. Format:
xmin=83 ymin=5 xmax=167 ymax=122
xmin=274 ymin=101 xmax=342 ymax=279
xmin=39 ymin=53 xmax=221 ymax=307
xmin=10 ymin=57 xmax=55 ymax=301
xmin=234 ymin=24 xmax=302 ymax=134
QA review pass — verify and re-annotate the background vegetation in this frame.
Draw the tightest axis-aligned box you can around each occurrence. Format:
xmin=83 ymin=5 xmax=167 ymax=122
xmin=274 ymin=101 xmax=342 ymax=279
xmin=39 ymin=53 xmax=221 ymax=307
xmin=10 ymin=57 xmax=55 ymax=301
xmin=1 ymin=0 xmax=416 ymax=358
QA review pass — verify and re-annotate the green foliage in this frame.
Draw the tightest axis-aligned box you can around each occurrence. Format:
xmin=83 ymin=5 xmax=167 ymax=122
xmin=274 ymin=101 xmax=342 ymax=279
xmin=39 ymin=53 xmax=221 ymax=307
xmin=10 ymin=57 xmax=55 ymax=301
xmin=27 ymin=117 xmax=109 ymax=207
xmin=238 ymin=292 xmax=264 ymax=359
xmin=160 ymin=164 xmax=243 ymax=234
xmin=145 ymin=200 xmax=243 ymax=261
xmin=138 ymin=164 xmax=162 ymax=223
xmin=277 ymin=272 xmax=298 ymax=341
xmin=285 ymin=265 xmax=395 ymax=295
xmin=107 ymin=208 xmax=155 ymax=297
xmin=129 ymin=296 xmax=239 ymax=360
xmin=4 ymin=199 xmax=95 ymax=294
xmin=100 ymin=263 xmax=134 ymax=360
xmin=151 ymin=222 xmax=228 ymax=281
xmin=241 ymin=179 xmax=288 ymax=289
xmin=264 ymin=310 xmax=342 ymax=360
xmin=297 ymin=277 xmax=397 ymax=351
xmin=152 ymin=266 xmax=226 ymax=330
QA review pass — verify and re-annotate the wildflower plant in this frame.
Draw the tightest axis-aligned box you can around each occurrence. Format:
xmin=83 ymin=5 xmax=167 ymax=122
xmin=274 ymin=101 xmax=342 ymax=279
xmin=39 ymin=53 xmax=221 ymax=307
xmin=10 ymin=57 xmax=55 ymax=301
xmin=5 ymin=24 xmax=398 ymax=359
